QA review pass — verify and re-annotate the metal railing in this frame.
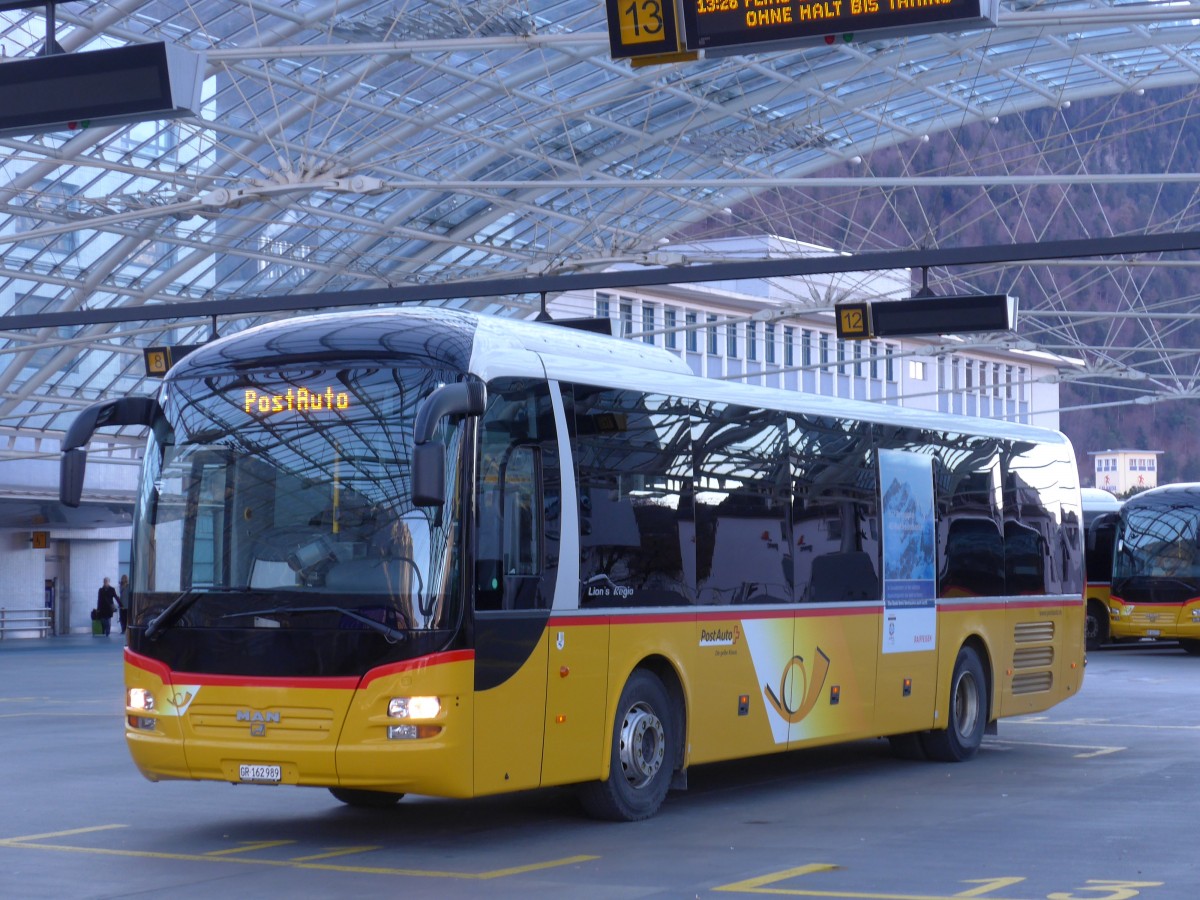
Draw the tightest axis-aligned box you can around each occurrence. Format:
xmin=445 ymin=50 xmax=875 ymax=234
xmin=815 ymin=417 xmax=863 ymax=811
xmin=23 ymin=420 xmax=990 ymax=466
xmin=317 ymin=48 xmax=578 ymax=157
xmin=0 ymin=607 xmax=53 ymax=639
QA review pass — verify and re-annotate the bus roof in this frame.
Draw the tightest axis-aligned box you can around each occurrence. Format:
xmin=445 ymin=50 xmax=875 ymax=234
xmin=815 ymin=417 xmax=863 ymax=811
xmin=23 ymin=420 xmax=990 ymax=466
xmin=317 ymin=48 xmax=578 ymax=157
xmin=1080 ymin=488 xmax=1122 ymax=512
xmin=170 ymin=306 xmax=1072 ymax=448
xmin=1120 ymin=483 xmax=1200 ymax=509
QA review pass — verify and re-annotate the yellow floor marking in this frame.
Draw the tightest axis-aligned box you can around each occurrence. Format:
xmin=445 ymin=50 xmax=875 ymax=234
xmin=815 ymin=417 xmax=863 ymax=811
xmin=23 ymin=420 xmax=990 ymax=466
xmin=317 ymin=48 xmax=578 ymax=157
xmin=955 ymin=878 xmax=1026 ymax=897
xmin=4 ymin=825 xmax=126 ymax=842
xmin=713 ymin=865 xmax=1044 ymax=899
xmin=0 ymin=834 xmax=596 ymax=880
xmin=472 ymin=855 xmax=597 ymax=879
xmin=289 ymin=845 xmax=380 ymax=862
xmin=204 ymin=840 xmax=295 ymax=856
xmin=986 ymin=738 xmax=1125 ymax=759
xmin=714 ymin=864 xmax=840 ymax=892
xmin=1013 ymin=717 xmax=1200 ymax=731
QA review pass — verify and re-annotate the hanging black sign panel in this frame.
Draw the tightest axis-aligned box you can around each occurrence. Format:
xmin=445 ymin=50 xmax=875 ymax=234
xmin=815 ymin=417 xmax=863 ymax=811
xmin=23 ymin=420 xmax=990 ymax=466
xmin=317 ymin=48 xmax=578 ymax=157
xmin=681 ymin=0 xmax=998 ymax=54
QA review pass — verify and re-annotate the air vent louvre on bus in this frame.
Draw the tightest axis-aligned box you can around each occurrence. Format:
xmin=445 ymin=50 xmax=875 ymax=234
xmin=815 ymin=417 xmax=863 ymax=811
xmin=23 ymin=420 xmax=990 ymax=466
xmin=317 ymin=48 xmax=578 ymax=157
xmin=1013 ymin=646 xmax=1054 ymax=669
xmin=1014 ymin=621 xmax=1055 ymax=643
xmin=1011 ymin=672 xmax=1053 ymax=695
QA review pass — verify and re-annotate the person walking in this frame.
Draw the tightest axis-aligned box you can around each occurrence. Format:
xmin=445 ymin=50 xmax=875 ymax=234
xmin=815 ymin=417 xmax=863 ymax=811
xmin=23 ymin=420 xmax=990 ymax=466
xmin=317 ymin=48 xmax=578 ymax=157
xmin=96 ymin=577 xmax=119 ymax=637
xmin=117 ymin=575 xmax=129 ymax=633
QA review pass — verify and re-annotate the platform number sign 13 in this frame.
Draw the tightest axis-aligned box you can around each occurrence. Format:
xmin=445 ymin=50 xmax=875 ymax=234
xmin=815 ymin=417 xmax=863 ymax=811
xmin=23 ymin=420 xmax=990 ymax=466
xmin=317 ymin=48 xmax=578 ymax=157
xmin=606 ymin=0 xmax=680 ymax=59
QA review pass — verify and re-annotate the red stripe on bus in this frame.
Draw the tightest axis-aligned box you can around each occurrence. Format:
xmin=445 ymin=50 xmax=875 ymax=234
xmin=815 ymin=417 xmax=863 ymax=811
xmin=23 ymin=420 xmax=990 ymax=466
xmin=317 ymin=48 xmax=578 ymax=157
xmin=937 ymin=597 xmax=1081 ymax=613
xmin=125 ymin=647 xmax=474 ymax=690
xmin=359 ymin=649 xmax=475 ymax=688
xmin=548 ymin=605 xmax=883 ymax=629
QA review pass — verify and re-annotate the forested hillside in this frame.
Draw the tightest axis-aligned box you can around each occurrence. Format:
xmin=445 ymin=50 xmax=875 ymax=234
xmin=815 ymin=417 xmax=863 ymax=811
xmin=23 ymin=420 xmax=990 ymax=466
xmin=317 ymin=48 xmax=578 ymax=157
xmin=734 ymin=85 xmax=1200 ymax=487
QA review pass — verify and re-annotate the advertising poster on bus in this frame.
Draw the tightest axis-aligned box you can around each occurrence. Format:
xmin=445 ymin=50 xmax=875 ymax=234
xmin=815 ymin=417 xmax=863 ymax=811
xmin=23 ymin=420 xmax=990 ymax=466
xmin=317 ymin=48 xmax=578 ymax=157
xmin=879 ymin=449 xmax=937 ymax=654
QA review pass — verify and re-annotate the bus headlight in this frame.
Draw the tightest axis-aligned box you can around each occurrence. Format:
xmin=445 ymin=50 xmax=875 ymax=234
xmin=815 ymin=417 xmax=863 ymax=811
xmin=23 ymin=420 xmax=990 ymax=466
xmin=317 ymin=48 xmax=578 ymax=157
xmin=387 ymin=696 xmax=442 ymax=740
xmin=388 ymin=696 xmax=440 ymax=719
xmin=128 ymin=688 xmax=155 ymax=711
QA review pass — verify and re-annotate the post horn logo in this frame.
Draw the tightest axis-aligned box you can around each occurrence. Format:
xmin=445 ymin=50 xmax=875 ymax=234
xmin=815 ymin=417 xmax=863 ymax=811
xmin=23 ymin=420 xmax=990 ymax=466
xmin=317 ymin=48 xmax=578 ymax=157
xmin=763 ymin=647 xmax=830 ymax=724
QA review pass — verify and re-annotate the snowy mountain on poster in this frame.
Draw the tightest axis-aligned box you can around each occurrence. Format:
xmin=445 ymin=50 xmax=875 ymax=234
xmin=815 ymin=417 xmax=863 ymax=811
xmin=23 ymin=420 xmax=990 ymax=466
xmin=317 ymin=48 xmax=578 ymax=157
xmin=881 ymin=475 xmax=935 ymax=581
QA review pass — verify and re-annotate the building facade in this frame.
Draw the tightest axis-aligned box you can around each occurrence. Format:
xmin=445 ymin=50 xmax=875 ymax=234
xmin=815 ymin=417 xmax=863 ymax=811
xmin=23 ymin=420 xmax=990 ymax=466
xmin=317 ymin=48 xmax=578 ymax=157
xmin=1089 ymin=449 xmax=1163 ymax=496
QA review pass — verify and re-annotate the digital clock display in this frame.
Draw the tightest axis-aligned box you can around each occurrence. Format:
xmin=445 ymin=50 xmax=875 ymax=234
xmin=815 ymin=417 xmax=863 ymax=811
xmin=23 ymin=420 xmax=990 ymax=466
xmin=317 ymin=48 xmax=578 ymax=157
xmin=681 ymin=0 xmax=997 ymax=53
xmin=243 ymin=387 xmax=351 ymax=415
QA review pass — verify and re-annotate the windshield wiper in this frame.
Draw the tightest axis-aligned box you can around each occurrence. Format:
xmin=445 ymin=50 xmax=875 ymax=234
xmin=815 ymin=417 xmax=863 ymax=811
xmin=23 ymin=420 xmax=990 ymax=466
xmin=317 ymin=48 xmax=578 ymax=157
xmin=145 ymin=590 xmax=202 ymax=641
xmin=219 ymin=606 xmax=407 ymax=643
xmin=144 ymin=587 xmax=253 ymax=640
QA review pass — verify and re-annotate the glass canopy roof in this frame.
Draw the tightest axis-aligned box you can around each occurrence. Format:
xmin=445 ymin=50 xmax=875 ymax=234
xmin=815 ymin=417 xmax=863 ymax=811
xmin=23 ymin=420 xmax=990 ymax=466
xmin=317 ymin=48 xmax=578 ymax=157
xmin=3 ymin=0 xmax=1200 ymax=463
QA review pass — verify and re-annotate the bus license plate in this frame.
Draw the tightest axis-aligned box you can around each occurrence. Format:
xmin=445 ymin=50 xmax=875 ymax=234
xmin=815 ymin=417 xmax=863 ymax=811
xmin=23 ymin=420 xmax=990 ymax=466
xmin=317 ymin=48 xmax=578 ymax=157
xmin=239 ymin=764 xmax=281 ymax=783
xmin=1146 ymin=629 xmax=1161 ymax=637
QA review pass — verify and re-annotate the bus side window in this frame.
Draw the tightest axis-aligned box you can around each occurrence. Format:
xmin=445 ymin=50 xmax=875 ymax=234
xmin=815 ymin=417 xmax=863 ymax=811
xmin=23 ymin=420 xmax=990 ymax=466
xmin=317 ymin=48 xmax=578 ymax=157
xmin=1003 ymin=443 xmax=1064 ymax=595
xmin=789 ymin=415 xmax=880 ymax=603
xmin=693 ymin=403 xmax=791 ymax=605
xmin=1085 ymin=512 xmax=1118 ymax=583
xmin=475 ymin=379 xmax=558 ymax=611
xmin=574 ymin=387 xmax=693 ymax=607
xmin=500 ymin=445 xmax=542 ymax=608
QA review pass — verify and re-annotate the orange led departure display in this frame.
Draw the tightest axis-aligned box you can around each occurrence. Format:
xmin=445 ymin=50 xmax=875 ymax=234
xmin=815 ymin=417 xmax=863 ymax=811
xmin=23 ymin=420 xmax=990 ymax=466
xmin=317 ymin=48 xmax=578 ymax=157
xmin=681 ymin=0 xmax=997 ymax=53
xmin=243 ymin=387 xmax=351 ymax=414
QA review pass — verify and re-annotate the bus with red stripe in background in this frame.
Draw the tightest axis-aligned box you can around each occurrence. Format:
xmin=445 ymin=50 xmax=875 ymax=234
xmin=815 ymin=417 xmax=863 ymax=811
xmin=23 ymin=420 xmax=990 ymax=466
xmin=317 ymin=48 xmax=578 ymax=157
xmin=1108 ymin=483 xmax=1200 ymax=654
xmin=1082 ymin=487 xmax=1121 ymax=650
xmin=60 ymin=307 xmax=1086 ymax=820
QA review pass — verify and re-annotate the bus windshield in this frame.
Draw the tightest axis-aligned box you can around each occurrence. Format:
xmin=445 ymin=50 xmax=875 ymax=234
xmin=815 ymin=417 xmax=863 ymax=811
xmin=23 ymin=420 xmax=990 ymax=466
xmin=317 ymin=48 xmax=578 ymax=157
xmin=1113 ymin=503 xmax=1200 ymax=587
xmin=132 ymin=363 xmax=465 ymax=651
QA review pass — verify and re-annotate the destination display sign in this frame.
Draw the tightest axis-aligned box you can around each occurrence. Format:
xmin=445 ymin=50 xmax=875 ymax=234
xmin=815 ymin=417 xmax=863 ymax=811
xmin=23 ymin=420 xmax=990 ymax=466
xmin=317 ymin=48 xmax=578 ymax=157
xmin=681 ymin=0 xmax=999 ymax=53
xmin=242 ymin=387 xmax=352 ymax=415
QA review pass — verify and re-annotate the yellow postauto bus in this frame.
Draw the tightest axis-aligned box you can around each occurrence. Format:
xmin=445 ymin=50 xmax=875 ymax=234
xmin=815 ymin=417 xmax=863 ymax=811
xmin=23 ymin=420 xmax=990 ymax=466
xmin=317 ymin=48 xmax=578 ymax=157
xmin=1082 ymin=487 xmax=1122 ymax=650
xmin=60 ymin=308 xmax=1086 ymax=820
xmin=1108 ymin=483 xmax=1200 ymax=653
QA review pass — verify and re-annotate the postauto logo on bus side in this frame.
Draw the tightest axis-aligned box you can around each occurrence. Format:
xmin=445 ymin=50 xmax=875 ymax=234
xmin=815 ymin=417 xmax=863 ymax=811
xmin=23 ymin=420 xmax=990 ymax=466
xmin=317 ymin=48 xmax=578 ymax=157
xmin=237 ymin=709 xmax=281 ymax=736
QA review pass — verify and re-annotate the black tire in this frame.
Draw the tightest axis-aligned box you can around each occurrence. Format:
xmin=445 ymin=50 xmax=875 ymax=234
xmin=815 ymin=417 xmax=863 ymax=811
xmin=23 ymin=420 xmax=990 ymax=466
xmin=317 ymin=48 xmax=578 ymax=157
xmin=578 ymin=670 xmax=676 ymax=822
xmin=1179 ymin=639 xmax=1200 ymax=656
xmin=920 ymin=645 xmax=988 ymax=762
xmin=1085 ymin=599 xmax=1109 ymax=651
xmin=328 ymin=787 xmax=404 ymax=808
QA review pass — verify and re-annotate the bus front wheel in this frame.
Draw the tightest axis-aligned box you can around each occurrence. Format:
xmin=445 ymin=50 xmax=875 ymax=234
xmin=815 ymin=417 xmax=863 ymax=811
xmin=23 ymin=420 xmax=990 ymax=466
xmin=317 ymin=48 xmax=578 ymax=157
xmin=329 ymin=787 xmax=404 ymax=808
xmin=1085 ymin=599 xmax=1109 ymax=651
xmin=579 ymin=670 xmax=675 ymax=821
xmin=920 ymin=645 xmax=987 ymax=762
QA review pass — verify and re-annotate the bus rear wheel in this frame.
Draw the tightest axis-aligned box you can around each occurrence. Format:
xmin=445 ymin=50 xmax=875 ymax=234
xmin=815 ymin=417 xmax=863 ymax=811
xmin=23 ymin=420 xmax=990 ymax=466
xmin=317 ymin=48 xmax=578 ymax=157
xmin=920 ymin=645 xmax=987 ymax=762
xmin=579 ymin=670 xmax=675 ymax=822
xmin=329 ymin=787 xmax=404 ymax=808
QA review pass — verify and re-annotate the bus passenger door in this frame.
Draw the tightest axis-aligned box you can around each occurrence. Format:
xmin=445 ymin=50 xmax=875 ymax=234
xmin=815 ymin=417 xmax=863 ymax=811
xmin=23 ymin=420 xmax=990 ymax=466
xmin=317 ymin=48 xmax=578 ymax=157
xmin=472 ymin=390 xmax=555 ymax=796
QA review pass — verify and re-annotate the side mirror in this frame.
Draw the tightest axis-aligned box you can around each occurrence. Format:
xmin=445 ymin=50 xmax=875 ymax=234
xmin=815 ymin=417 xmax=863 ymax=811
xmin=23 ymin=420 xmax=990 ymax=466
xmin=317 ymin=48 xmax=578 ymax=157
xmin=411 ymin=382 xmax=486 ymax=508
xmin=412 ymin=442 xmax=446 ymax=507
xmin=60 ymin=449 xmax=88 ymax=508
xmin=59 ymin=396 xmax=160 ymax=508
